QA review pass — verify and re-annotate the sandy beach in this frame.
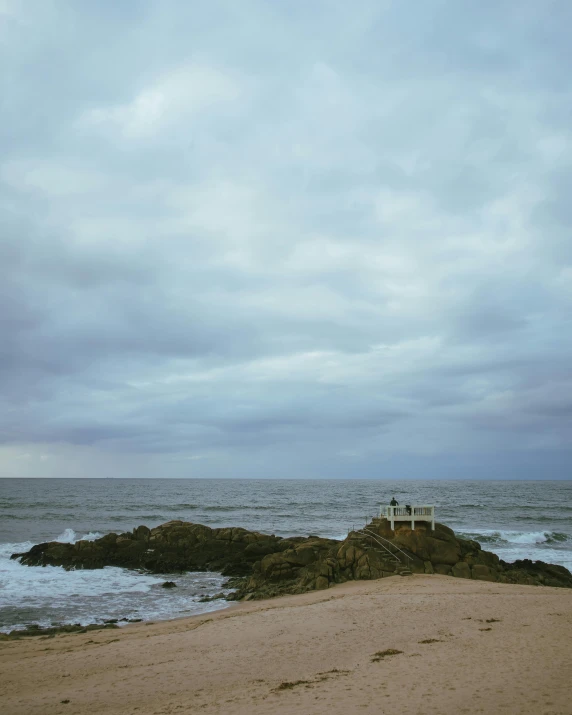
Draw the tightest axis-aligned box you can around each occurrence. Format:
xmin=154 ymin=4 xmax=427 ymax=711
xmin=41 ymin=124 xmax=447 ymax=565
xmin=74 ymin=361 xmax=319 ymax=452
xmin=1 ymin=574 xmax=571 ymax=715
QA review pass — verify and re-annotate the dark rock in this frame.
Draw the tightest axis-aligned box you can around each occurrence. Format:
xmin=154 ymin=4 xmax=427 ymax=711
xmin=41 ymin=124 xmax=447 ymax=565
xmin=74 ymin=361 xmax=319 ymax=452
xmin=161 ymin=581 xmax=177 ymax=589
xmin=452 ymin=562 xmax=471 ymax=579
xmin=198 ymin=592 xmax=226 ymax=602
xmin=134 ymin=525 xmax=151 ymax=542
xmin=471 ymin=564 xmax=498 ymax=582
xmin=433 ymin=563 xmax=452 ymax=576
xmin=499 ymin=558 xmax=572 ymax=588
xmin=12 ymin=518 xmax=572 ymax=602
xmin=0 ymin=622 xmax=119 ymax=640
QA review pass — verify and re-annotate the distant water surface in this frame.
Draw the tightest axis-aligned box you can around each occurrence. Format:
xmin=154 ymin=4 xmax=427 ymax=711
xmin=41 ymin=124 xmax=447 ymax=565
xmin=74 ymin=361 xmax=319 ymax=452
xmin=1 ymin=478 xmax=571 ymax=632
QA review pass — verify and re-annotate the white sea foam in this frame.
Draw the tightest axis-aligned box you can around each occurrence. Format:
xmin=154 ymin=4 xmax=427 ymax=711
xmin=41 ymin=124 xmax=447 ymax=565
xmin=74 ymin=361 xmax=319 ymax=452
xmin=489 ymin=530 xmax=550 ymax=545
xmin=459 ymin=529 xmax=570 ymax=546
xmin=457 ymin=528 xmax=572 ymax=570
xmin=55 ymin=528 xmax=103 ymax=544
xmin=0 ymin=537 xmax=231 ymax=633
xmin=506 ymin=531 xmax=551 ymax=545
xmin=0 ymin=541 xmax=162 ymax=603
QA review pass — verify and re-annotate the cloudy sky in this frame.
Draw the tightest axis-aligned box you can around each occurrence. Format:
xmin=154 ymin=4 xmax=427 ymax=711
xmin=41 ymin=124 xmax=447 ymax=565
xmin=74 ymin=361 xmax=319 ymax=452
xmin=1 ymin=0 xmax=571 ymax=479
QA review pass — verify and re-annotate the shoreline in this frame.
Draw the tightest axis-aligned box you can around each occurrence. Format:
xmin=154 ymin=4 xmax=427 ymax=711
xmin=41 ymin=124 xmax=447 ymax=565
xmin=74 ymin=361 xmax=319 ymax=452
xmin=2 ymin=574 xmax=571 ymax=715
xmin=0 ymin=593 xmax=238 ymax=639
xmin=4 ymin=513 xmax=572 ymax=636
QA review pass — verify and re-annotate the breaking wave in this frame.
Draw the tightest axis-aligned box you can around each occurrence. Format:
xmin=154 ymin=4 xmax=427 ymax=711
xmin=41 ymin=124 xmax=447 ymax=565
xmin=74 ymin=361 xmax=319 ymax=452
xmin=0 ymin=533 xmax=232 ymax=634
xmin=56 ymin=529 xmax=103 ymax=544
xmin=459 ymin=530 xmax=570 ymax=546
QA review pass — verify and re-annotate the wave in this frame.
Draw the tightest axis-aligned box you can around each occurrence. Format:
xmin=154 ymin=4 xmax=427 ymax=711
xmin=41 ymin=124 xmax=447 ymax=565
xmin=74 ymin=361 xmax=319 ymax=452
xmin=513 ymin=516 xmax=572 ymax=523
xmin=0 ymin=546 xmax=231 ymax=634
xmin=546 ymin=532 xmax=571 ymax=544
xmin=200 ymin=505 xmax=275 ymax=512
xmin=459 ymin=530 xmax=571 ymax=546
xmin=0 ymin=502 xmax=82 ymax=509
xmin=56 ymin=529 xmax=103 ymax=544
xmin=107 ymin=514 xmax=166 ymax=522
xmin=120 ymin=503 xmax=199 ymax=511
xmin=0 ymin=512 xmax=85 ymax=520
xmin=104 ymin=505 xmax=277 ymax=515
xmin=0 ymin=540 xmax=35 ymax=559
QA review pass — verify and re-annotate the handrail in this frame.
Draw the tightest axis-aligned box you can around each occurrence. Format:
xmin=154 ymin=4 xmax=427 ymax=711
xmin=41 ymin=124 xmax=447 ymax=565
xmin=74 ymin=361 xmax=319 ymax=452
xmin=355 ymin=529 xmax=399 ymax=562
xmin=361 ymin=527 xmax=412 ymax=566
xmin=380 ymin=504 xmax=434 ymax=516
xmin=355 ymin=527 xmax=412 ymax=568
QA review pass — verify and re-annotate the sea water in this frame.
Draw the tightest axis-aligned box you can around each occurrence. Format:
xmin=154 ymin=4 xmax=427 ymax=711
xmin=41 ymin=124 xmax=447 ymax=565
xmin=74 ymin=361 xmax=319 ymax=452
xmin=1 ymin=478 xmax=571 ymax=633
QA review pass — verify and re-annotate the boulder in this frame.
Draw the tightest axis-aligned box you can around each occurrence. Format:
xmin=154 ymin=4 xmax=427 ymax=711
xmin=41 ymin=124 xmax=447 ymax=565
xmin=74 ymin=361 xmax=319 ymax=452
xmin=452 ymin=561 xmax=471 ymax=579
xmin=471 ymin=564 xmax=498 ymax=582
xmin=134 ymin=525 xmax=151 ymax=542
xmin=433 ymin=563 xmax=452 ymax=576
xmin=375 ymin=522 xmax=461 ymax=565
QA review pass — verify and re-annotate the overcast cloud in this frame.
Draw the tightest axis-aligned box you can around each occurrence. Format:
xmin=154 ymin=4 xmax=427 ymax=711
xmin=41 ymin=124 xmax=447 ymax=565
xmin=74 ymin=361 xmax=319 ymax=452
xmin=1 ymin=0 xmax=571 ymax=479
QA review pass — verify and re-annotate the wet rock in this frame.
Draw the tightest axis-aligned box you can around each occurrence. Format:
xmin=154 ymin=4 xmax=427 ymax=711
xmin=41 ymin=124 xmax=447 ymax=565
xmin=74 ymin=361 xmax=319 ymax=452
xmin=161 ymin=581 xmax=177 ymax=588
xmin=0 ymin=622 xmax=119 ymax=640
xmin=12 ymin=518 xmax=572 ymax=601
xmin=198 ymin=592 xmax=226 ymax=602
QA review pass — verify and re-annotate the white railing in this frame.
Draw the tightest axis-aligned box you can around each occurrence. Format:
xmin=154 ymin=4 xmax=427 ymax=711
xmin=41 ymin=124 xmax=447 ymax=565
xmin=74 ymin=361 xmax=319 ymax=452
xmin=380 ymin=504 xmax=435 ymax=530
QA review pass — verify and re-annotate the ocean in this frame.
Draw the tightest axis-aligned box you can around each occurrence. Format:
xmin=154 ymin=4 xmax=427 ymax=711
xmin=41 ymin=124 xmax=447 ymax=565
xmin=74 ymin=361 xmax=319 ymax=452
xmin=1 ymin=478 xmax=571 ymax=633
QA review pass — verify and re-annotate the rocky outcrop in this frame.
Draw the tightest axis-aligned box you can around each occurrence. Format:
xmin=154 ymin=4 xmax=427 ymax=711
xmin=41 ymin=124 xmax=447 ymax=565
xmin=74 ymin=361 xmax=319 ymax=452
xmin=12 ymin=521 xmax=295 ymax=577
xmin=0 ymin=622 xmax=119 ymax=640
xmin=11 ymin=519 xmax=572 ymax=600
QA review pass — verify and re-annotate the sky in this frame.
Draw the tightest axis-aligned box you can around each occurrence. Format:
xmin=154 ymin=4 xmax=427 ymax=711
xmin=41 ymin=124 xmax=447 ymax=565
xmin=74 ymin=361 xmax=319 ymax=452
xmin=1 ymin=0 xmax=571 ymax=479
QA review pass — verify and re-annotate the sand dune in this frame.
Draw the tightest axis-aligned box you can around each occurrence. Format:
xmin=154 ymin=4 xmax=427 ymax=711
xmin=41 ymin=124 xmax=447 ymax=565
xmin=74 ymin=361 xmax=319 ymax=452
xmin=1 ymin=575 xmax=571 ymax=715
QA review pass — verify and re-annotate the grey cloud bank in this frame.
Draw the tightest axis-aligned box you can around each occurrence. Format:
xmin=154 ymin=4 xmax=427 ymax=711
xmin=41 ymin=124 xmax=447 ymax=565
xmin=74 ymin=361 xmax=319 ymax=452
xmin=1 ymin=0 xmax=571 ymax=479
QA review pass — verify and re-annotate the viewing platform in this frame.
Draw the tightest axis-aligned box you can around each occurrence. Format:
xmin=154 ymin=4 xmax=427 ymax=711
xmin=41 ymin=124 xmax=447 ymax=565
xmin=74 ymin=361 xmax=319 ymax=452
xmin=380 ymin=504 xmax=435 ymax=531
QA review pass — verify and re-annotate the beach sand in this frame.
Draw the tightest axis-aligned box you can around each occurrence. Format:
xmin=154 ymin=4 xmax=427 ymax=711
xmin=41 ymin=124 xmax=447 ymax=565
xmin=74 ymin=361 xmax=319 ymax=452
xmin=1 ymin=575 xmax=571 ymax=715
